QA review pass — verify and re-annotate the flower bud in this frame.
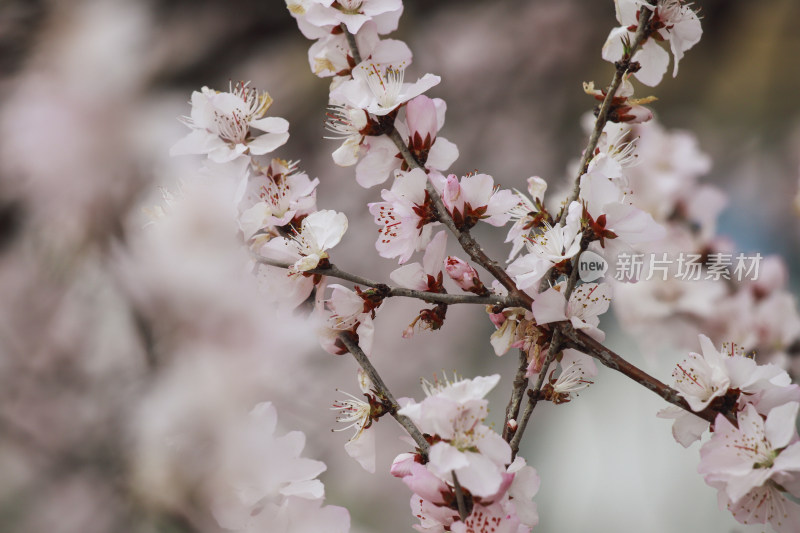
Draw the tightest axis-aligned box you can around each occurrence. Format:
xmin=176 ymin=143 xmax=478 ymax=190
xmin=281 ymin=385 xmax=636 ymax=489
xmin=623 ymin=104 xmax=653 ymax=124
xmin=442 ymin=174 xmax=462 ymax=211
xmin=527 ymin=176 xmax=547 ymax=202
xmin=406 ymin=95 xmax=438 ymax=149
xmin=445 ymin=256 xmax=486 ymax=294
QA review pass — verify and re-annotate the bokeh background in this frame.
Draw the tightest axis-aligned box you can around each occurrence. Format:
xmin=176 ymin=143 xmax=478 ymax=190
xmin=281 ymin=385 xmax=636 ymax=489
xmin=1 ymin=0 xmax=799 ymax=532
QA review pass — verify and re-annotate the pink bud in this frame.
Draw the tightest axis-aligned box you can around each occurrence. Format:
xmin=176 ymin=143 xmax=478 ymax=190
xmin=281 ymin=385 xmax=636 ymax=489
xmin=445 ymin=256 xmax=485 ymax=294
xmin=624 ymin=104 xmax=653 ymax=124
xmin=489 ymin=311 xmax=506 ymax=329
xmin=507 ymin=419 xmax=518 ymax=431
xmin=390 ymin=453 xmax=417 ymax=478
xmin=405 ymin=95 xmax=438 ymax=148
xmin=442 ymin=174 xmax=461 ymax=211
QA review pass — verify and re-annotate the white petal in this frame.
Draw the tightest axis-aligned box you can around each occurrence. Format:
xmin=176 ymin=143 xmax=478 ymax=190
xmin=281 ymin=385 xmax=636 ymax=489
xmin=249 ymin=116 xmax=289 ymax=133
xmin=344 ymin=427 xmax=376 ymax=473
xmin=426 ymin=137 xmax=459 ymax=171
xmin=390 ymin=262 xmax=428 ymax=290
xmin=633 ymin=40 xmax=669 ymax=87
xmin=531 ymin=287 xmax=568 ymax=325
xmin=765 ymin=402 xmax=800 ymax=450
xmin=429 ymin=442 xmax=469 ymax=471
xmin=422 ymin=230 xmax=447 ymax=276
xmin=248 ymin=132 xmax=290 ymax=155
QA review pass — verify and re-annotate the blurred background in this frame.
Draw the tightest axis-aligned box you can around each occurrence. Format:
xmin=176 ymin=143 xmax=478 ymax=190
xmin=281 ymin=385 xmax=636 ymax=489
xmin=1 ymin=0 xmax=799 ymax=532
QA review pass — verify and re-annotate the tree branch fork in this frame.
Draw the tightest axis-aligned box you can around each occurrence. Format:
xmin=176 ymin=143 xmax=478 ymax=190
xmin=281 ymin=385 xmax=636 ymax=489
xmin=306 ymin=14 xmax=732 ymax=507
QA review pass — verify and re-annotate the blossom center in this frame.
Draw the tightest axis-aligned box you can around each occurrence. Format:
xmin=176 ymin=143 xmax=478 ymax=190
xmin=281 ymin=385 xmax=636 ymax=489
xmin=364 ymin=63 xmax=405 ymax=109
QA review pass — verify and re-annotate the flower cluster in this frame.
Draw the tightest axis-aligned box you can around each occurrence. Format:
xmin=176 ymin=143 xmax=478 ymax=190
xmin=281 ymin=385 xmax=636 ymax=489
xmin=602 ymin=0 xmax=702 ymax=86
xmin=155 ymin=0 xmax=800 ymax=531
xmin=210 ymin=403 xmax=350 ymax=533
xmin=392 ymin=374 xmax=541 ymax=532
xmin=607 ymin=119 xmax=800 ymax=367
xmin=657 ymin=335 xmax=800 ymax=531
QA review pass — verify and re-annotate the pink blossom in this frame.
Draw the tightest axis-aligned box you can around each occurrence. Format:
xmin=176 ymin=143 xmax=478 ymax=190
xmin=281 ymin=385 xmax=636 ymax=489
xmin=507 ymin=202 xmax=583 ymax=292
xmin=430 ymin=172 xmax=518 ymax=230
xmin=488 ymin=307 xmax=529 ymax=357
xmin=580 ymin=170 xmax=666 ymax=250
xmin=368 ymin=168 xmax=436 ymax=263
xmin=331 ymin=62 xmax=440 ymax=117
xmin=504 ymin=177 xmax=548 ymax=262
xmin=240 ymin=496 xmax=351 ymax=533
xmin=314 ymin=283 xmax=376 ymax=356
xmin=308 ymin=20 xmax=411 ymax=78
xmin=532 ymin=282 xmax=613 ymax=341
xmin=331 ymin=372 xmax=379 ymax=473
xmin=398 ymin=374 xmax=512 ymax=498
xmin=660 ymin=335 xmax=800 ymax=447
xmin=602 ymin=0 xmax=702 ymax=86
xmin=671 ymin=334 xmax=731 ymax=413
xmin=170 ymin=83 xmax=289 ymax=163
xmin=237 ymin=159 xmax=319 ymax=239
xmin=406 ymin=95 xmax=438 ymax=150
xmin=539 ymin=348 xmax=598 ymax=402
xmin=340 ymin=96 xmax=458 ymax=187
xmin=265 ymin=209 xmax=348 ymax=274
xmin=451 ymin=502 xmax=521 ymax=533
xmin=445 ymin=256 xmax=486 ymax=294
xmin=699 ymin=403 xmax=800 ymax=513
xmin=209 ymin=402 xmax=331 ymax=531
xmin=287 ymin=0 xmax=403 ymax=39
xmin=390 ymin=231 xmax=447 ymax=291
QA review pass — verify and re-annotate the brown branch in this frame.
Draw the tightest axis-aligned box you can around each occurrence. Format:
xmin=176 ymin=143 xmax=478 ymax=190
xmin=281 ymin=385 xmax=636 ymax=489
xmin=502 ymin=349 xmax=530 ymax=441
xmin=338 ymin=332 xmax=431 ymax=458
xmin=508 ymin=330 xmax=561 ymax=459
xmin=341 ymin=23 xmax=362 ymax=65
xmin=507 ymin=3 xmax=659 ymax=455
xmin=253 ymin=255 xmax=511 ymax=306
xmin=451 ymin=471 xmax=468 ymax=521
xmin=563 ymin=3 xmax=655 ymax=211
xmin=339 ymin=24 xmax=529 ymax=305
xmin=559 ymin=324 xmax=736 ymax=425
xmin=385 ymin=128 xmax=532 ymax=307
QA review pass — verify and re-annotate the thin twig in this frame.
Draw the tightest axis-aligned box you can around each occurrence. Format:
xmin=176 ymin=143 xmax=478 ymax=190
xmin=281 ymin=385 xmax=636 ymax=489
xmin=253 ymin=255 xmax=510 ymax=306
xmin=338 ymin=332 xmax=431 ymax=457
xmin=451 ymin=471 xmax=468 ymax=521
xmin=509 ymin=330 xmax=561 ymax=459
xmin=563 ymin=3 xmax=655 ymax=211
xmin=502 ymin=349 xmax=530 ymax=441
xmin=339 ymin=24 xmax=529 ymax=306
xmin=559 ymin=324 xmax=737 ymax=425
xmin=560 ymin=325 xmax=736 ymax=425
xmin=341 ymin=23 xmax=362 ymax=64
xmin=386 ymin=128 xmax=532 ymax=307
xmin=508 ymin=2 xmax=659 ymax=456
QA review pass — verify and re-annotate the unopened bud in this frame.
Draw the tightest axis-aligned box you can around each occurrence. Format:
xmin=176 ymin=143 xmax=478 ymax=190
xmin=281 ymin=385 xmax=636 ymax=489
xmin=406 ymin=95 xmax=438 ymax=149
xmin=527 ymin=176 xmax=547 ymax=202
xmin=445 ymin=256 xmax=486 ymax=295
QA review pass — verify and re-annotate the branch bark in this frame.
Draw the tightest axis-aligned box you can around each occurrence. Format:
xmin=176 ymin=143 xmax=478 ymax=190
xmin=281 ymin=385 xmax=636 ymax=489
xmin=502 ymin=349 xmax=530 ymax=441
xmin=253 ymin=254 xmax=512 ymax=306
xmin=508 ymin=331 xmax=560 ymax=459
xmin=563 ymin=3 xmax=655 ymax=211
xmin=386 ymin=128 xmax=532 ymax=307
xmin=508 ymin=1 xmax=659 ymax=455
xmin=559 ymin=324 xmax=736 ymax=425
xmin=338 ymin=332 xmax=431 ymax=458
xmin=451 ymin=471 xmax=468 ymax=521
